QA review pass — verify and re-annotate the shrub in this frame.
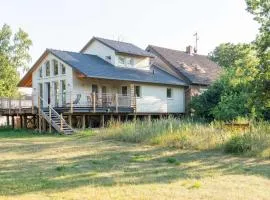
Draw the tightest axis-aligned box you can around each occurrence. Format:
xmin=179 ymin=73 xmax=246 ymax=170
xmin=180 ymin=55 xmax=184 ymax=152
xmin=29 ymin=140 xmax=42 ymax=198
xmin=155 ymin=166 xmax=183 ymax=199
xmin=224 ymin=134 xmax=252 ymax=153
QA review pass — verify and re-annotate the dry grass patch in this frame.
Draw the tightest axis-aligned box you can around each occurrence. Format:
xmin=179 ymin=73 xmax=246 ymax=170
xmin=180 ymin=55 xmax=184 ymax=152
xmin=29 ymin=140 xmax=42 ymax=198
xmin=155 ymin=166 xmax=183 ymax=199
xmin=0 ymin=128 xmax=269 ymax=200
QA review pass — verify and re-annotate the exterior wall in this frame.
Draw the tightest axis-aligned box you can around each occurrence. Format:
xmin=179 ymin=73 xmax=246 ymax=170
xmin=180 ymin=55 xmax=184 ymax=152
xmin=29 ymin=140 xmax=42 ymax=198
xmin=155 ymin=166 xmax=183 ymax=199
xmin=82 ymin=40 xmax=116 ymax=65
xmin=72 ymin=76 xmax=185 ymax=113
xmin=32 ymin=53 xmax=73 ymax=107
xmin=115 ymin=54 xmax=150 ymax=70
xmin=135 ymin=84 xmax=185 ymax=113
xmin=81 ymin=40 xmax=150 ymax=70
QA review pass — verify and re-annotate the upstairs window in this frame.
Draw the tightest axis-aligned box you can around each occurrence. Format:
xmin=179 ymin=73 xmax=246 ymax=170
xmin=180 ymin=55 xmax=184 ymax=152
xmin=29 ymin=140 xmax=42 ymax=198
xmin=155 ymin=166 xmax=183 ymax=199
xmin=53 ymin=59 xmax=58 ymax=76
xmin=45 ymin=61 xmax=50 ymax=77
xmin=167 ymin=88 xmax=172 ymax=98
xmin=39 ymin=67 xmax=42 ymax=78
xmin=121 ymin=86 xmax=128 ymax=96
xmin=126 ymin=58 xmax=134 ymax=67
xmin=118 ymin=56 xmax=125 ymax=66
xmin=61 ymin=63 xmax=66 ymax=74
xmin=135 ymin=86 xmax=141 ymax=97
xmin=92 ymin=84 xmax=98 ymax=94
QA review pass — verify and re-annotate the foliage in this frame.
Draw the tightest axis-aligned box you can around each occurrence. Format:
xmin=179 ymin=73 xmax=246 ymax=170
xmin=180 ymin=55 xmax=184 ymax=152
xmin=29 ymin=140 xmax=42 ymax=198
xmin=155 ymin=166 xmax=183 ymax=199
xmin=191 ymin=43 xmax=259 ymax=121
xmin=246 ymin=0 xmax=270 ymax=119
xmin=209 ymin=43 xmax=255 ymax=69
xmin=96 ymin=118 xmax=270 ymax=158
xmin=0 ymin=24 xmax=32 ymax=97
xmin=224 ymin=134 xmax=253 ymax=153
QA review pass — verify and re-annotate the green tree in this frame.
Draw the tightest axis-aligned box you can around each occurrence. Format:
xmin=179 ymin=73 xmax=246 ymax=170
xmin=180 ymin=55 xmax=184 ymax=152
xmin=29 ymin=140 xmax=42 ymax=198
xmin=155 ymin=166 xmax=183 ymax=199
xmin=209 ymin=43 xmax=255 ymax=69
xmin=246 ymin=0 xmax=270 ymax=119
xmin=0 ymin=24 xmax=32 ymax=97
xmin=190 ymin=43 xmax=259 ymax=121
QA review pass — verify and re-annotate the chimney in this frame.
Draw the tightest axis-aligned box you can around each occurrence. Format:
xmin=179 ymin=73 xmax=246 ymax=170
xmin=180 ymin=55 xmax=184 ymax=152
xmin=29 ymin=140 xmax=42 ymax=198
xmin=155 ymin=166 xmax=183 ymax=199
xmin=186 ymin=45 xmax=194 ymax=55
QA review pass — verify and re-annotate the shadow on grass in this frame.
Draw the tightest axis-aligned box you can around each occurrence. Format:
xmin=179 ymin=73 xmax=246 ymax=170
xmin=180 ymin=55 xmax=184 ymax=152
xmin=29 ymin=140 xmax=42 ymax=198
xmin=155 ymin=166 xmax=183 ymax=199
xmin=0 ymin=135 xmax=269 ymax=196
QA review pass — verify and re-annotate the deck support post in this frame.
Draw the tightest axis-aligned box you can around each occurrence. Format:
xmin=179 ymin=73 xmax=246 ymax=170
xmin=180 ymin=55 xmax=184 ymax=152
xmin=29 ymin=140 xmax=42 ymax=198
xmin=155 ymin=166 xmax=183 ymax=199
xmin=20 ymin=115 xmax=23 ymax=128
xmin=6 ymin=115 xmax=10 ymax=126
xmin=110 ymin=114 xmax=113 ymax=122
xmin=42 ymin=118 xmax=46 ymax=132
xmin=125 ymin=115 xmax=128 ymax=122
xmin=82 ymin=115 xmax=86 ymax=130
xmin=68 ymin=115 xmax=72 ymax=127
xmin=148 ymin=115 xmax=151 ymax=124
xmin=133 ymin=114 xmax=136 ymax=122
xmin=24 ymin=115 xmax=27 ymax=129
xmin=11 ymin=116 xmax=15 ymax=129
xmin=101 ymin=115 xmax=105 ymax=128
xmin=118 ymin=115 xmax=121 ymax=122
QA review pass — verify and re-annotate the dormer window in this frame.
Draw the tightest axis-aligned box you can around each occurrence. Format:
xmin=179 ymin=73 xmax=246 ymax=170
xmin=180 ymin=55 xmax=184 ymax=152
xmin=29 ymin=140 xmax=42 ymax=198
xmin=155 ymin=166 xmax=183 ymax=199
xmin=126 ymin=58 xmax=134 ymax=67
xmin=118 ymin=56 xmax=125 ymax=66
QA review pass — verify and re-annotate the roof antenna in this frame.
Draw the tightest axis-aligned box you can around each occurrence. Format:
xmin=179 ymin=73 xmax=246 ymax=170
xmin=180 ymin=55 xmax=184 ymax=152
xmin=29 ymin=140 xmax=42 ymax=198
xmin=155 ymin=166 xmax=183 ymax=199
xmin=193 ymin=32 xmax=199 ymax=53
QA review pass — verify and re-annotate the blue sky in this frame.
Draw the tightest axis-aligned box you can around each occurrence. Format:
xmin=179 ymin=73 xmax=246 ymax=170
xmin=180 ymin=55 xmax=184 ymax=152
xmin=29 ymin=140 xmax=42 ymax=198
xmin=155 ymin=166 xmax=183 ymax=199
xmin=1 ymin=0 xmax=258 ymax=68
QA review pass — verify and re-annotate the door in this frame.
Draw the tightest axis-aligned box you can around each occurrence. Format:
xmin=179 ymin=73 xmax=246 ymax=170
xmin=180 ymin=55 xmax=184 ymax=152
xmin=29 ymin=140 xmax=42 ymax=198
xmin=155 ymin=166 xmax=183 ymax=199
xmin=53 ymin=81 xmax=59 ymax=107
xmin=45 ymin=82 xmax=51 ymax=106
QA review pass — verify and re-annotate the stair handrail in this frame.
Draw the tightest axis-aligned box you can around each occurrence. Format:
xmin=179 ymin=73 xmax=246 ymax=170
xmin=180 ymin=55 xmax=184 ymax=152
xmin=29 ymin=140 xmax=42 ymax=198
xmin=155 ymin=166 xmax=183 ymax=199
xmin=39 ymin=96 xmax=74 ymax=133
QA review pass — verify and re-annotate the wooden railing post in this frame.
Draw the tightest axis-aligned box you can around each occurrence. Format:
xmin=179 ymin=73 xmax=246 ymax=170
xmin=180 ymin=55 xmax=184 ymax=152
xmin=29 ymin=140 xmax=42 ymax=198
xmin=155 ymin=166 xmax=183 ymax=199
xmin=70 ymin=91 xmax=73 ymax=113
xmin=115 ymin=93 xmax=118 ymax=113
xmin=19 ymin=95 xmax=22 ymax=114
xmin=93 ymin=92 xmax=96 ymax=113
xmin=60 ymin=113 xmax=63 ymax=131
xmin=31 ymin=93 xmax=34 ymax=114
xmin=8 ymin=97 xmax=11 ymax=114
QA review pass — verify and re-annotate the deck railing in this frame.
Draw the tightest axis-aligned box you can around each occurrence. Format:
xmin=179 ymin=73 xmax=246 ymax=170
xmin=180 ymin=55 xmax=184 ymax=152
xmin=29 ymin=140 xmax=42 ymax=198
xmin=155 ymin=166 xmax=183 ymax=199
xmin=0 ymin=92 xmax=135 ymax=113
xmin=0 ymin=96 xmax=33 ymax=112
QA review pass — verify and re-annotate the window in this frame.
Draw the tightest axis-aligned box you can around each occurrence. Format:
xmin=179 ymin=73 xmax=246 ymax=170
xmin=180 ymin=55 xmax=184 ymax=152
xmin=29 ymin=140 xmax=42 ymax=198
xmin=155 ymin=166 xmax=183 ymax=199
xmin=39 ymin=67 xmax=42 ymax=78
xmin=121 ymin=86 xmax=128 ymax=96
xmin=45 ymin=61 xmax=50 ymax=77
xmin=135 ymin=86 xmax=141 ymax=97
xmin=167 ymin=88 xmax=172 ymax=98
xmin=61 ymin=80 xmax=66 ymax=105
xmin=53 ymin=81 xmax=59 ymax=106
xmin=126 ymin=58 xmax=134 ymax=67
xmin=102 ymin=86 xmax=107 ymax=94
xmin=61 ymin=63 xmax=66 ymax=74
xmin=118 ymin=56 xmax=125 ymax=66
xmin=92 ymin=84 xmax=98 ymax=94
xmin=53 ymin=60 xmax=58 ymax=76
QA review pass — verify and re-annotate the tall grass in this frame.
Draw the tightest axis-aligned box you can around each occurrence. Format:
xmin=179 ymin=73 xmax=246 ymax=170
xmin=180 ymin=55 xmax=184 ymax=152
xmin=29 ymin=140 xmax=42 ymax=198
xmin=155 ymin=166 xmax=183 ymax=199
xmin=97 ymin=118 xmax=270 ymax=158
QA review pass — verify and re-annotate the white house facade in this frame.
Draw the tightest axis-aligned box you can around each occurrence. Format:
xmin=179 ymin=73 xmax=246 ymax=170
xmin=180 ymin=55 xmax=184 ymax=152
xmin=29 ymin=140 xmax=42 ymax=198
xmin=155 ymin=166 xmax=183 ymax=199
xmin=24 ymin=37 xmax=186 ymax=114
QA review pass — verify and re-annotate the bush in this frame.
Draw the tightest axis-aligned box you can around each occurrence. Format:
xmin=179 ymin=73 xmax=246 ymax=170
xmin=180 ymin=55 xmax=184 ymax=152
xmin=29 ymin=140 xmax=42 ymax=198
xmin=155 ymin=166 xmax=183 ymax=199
xmin=224 ymin=134 xmax=252 ymax=153
xmin=96 ymin=118 xmax=270 ymax=158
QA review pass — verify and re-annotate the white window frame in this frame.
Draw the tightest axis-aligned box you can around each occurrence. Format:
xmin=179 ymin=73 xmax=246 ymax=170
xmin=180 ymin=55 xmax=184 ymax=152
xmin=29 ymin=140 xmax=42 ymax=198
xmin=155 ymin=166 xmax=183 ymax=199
xmin=135 ymin=85 xmax=141 ymax=98
xmin=118 ymin=56 xmax=126 ymax=66
xmin=167 ymin=88 xmax=173 ymax=99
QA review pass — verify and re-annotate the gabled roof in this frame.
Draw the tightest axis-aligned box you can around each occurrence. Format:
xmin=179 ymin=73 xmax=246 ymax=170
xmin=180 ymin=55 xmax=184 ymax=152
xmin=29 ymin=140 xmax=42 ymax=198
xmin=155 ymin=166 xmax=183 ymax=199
xmin=18 ymin=49 xmax=187 ymax=87
xmin=147 ymin=45 xmax=222 ymax=85
xmin=81 ymin=37 xmax=154 ymax=57
xmin=50 ymin=49 xmax=186 ymax=86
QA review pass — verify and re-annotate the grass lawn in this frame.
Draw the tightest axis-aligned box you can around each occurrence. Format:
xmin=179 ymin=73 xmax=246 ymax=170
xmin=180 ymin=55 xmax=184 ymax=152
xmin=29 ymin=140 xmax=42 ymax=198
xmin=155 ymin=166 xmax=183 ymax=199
xmin=0 ymin=129 xmax=270 ymax=200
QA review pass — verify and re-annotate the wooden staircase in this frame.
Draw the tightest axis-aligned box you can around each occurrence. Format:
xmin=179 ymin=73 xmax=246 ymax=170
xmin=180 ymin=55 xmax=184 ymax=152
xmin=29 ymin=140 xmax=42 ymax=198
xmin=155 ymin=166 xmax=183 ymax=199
xmin=39 ymin=97 xmax=74 ymax=134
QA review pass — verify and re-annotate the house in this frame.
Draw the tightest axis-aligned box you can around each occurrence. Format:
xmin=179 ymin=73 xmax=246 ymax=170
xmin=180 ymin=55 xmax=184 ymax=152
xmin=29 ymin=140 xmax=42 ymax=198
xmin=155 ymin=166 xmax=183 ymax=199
xmin=146 ymin=45 xmax=222 ymax=106
xmin=0 ymin=36 xmax=221 ymax=133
